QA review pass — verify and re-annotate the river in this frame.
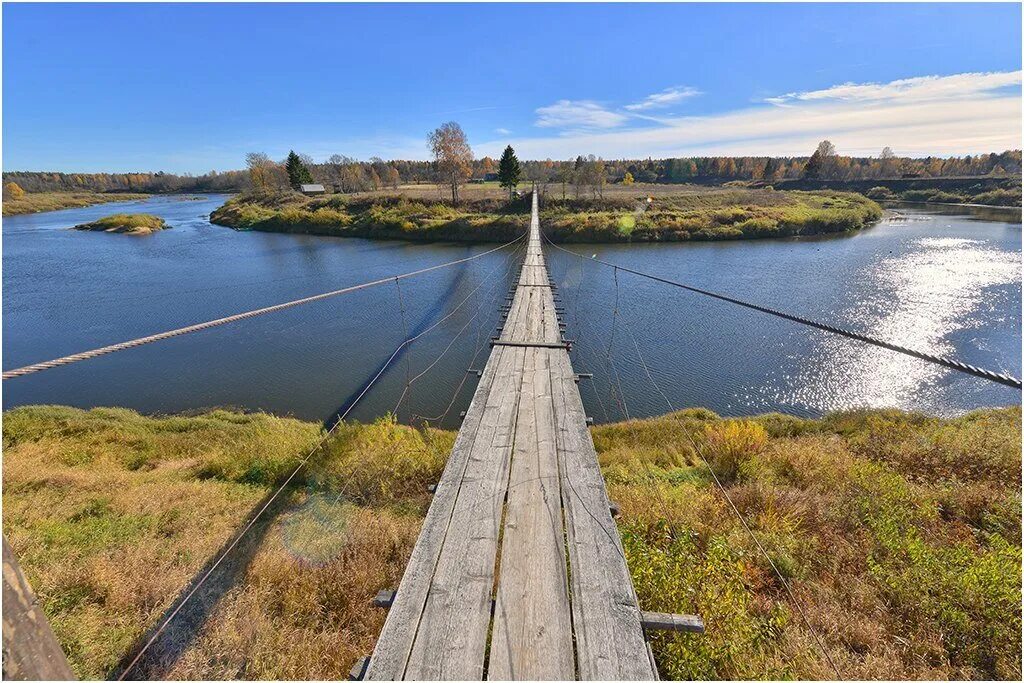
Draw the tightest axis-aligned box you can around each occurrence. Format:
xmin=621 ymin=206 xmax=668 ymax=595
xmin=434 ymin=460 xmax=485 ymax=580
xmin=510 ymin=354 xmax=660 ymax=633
xmin=3 ymin=195 xmax=1020 ymax=425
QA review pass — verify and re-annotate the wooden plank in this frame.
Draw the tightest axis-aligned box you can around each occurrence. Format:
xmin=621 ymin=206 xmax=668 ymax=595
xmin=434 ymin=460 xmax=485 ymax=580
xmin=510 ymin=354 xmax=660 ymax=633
xmin=402 ymin=345 xmax=527 ymax=680
xmin=640 ymin=612 xmax=705 ymax=633
xmin=550 ymin=351 xmax=658 ymax=680
xmin=2 ymin=535 xmax=77 ymax=681
xmin=488 ymin=348 xmax=574 ymax=680
xmin=366 ymin=344 xmax=511 ymax=679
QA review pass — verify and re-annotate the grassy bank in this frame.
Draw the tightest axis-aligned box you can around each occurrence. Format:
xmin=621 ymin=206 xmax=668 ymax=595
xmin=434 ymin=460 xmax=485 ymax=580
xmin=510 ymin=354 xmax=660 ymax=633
xmin=211 ymin=189 xmax=882 ymax=244
xmin=3 ymin=192 xmax=150 ymax=216
xmin=73 ymin=213 xmax=168 ymax=235
xmin=867 ymin=185 xmax=1022 ymax=207
xmin=3 ymin=405 xmax=1019 ymax=679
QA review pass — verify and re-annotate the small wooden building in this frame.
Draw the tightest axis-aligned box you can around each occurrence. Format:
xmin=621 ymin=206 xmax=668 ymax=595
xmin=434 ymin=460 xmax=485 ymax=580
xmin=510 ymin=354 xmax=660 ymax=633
xmin=300 ymin=184 xmax=326 ymax=196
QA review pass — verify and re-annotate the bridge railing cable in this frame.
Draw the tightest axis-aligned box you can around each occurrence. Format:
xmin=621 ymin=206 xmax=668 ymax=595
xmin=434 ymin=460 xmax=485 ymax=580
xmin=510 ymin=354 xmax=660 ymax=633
xmin=407 ymin=240 xmax=528 ymax=425
xmin=393 ymin=239 xmax=527 ymax=417
xmin=3 ymin=235 xmax=526 ymax=381
xmin=542 ymin=233 xmax=1021 ymax=390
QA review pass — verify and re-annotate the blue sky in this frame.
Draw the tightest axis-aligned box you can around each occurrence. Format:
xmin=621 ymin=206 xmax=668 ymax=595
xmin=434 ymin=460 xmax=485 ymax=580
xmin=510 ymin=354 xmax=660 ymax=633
xmin=3 ymin=2 xmax=1021 ymax=173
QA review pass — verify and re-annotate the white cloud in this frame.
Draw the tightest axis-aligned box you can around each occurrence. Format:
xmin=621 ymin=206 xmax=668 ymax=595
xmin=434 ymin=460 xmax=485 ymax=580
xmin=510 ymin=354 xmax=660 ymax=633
xmin=766 ymin=70 xmax=1021 ymax=105
xmin=534 ymin=99 xmax=628 ymax=130
xmin=495 ymin=127 xmax=511 ymax=135
xmin=478 ymin=71 xmax=1021 ymax=160
xmin=625 ymin=85 xmax=701 ymax=111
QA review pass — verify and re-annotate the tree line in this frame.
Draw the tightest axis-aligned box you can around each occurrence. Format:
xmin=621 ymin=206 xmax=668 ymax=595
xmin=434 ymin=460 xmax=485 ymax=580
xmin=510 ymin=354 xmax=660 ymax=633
xmin=4 ymin=140 xmax=1020 ymax=196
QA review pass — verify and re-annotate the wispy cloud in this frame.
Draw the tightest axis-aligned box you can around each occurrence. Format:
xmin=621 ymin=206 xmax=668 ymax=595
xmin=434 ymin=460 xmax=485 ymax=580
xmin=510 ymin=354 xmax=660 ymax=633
xmin=483 ymin=71 xmax=1021 ymax=160
xmin=625 ymin=85 xmax=701 ymax=111
xmin=765 ymin=70 xmax=1021 ymax=106
xmin=534 ymin=100 xmax=628 ymax=131
xmin=495 ymin=127 xmax=511 ymax=136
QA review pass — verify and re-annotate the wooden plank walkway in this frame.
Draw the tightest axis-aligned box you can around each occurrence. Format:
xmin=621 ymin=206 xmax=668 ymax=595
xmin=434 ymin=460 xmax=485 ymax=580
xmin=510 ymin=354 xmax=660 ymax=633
xmin=367 ymin=188 xmax=657 ymax=681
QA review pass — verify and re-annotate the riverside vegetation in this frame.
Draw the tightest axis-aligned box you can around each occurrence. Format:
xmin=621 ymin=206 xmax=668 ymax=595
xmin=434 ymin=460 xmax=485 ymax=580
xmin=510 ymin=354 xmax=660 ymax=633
xmin=3 ymin=404 xmax=1019 ymax=679
xmin=3 ymin=191 xmax=150 ymax=216
xmin=210 ymin=189 xmax=882 ymax=243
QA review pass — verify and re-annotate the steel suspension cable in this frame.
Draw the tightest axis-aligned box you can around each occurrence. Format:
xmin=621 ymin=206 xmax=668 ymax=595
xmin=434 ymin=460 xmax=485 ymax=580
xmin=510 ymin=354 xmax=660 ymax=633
xmin=542 ymin=234 xmax=1021 ymax=390
xmin=4 ymin=235 xmax=526 ymax=380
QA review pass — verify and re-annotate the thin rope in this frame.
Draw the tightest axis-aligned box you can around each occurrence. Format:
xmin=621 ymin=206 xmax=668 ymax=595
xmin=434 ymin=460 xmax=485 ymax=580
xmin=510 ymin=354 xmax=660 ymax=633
xmin=412 ymin=241 xmax=528 ymax=425
xmin=605 ymin=266 xmax=630 ymax=420
xmin=396 ymin=239 xmax=526 ymax=418
xmin=4 ymin=235 xmax=525 ymax=380
xmin=615 ymin=302 xmax=843 ymax=678
xmin=393 ymin=278 xmax=412 ymax=417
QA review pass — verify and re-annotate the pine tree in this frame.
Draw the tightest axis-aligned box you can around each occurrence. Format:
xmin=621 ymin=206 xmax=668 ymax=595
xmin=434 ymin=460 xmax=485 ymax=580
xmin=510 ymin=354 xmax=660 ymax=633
xmin=497 ymin=145 xmax=521 ymax=200
xmin=285 ymin=150 xmax=313 ymax=190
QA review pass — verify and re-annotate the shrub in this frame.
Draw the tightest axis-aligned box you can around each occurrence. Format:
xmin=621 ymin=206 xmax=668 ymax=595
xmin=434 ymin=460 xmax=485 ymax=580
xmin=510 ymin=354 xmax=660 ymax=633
xmin=703 ymin=420 xmax=768 ymax=482
xmin=866 ymin=186 xmax=896 ymax=200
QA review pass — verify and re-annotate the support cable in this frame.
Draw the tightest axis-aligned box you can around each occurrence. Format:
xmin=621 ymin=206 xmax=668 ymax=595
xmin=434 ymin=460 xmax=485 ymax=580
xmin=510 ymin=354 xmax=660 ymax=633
xmin=542 ymin=234 xmax=1021 ymax=390
xmin=394 ymin=239 xmax=526 ymax=417
xmin=411 ymin=240 xmax=528 ymax=425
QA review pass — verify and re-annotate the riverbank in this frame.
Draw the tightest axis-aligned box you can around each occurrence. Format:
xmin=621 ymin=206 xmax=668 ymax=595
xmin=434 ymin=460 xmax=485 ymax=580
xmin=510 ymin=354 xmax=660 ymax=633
xmin=4 ymin=404 xmax=1018 ymax=679
xmin=2 ymin=191 xmax=151 ymax=216
xmin=210 ymin=189 xmax=881 ymax=243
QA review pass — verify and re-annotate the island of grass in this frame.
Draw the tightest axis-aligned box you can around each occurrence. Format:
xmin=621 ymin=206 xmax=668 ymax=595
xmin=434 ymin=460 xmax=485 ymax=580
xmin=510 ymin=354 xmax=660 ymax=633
xmin=3 ymin=191 xmax=150 ymax=216
xmin=210 ymin=188 xmax=881 ymax=244
xmin=3 ymin=404 xmax=1019 ymax=679
xmin=73 ymin=213 xmax=168 ymax=235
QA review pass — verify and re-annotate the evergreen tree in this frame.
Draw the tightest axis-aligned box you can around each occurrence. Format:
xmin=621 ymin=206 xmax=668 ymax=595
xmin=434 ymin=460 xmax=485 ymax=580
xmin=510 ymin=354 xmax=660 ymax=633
xmin=285 ymin=150 xmax=314 ymax=190
xmin=762 ymin=157 xmax=781 ymax=182
xmin=497 ymin=145 xmax=522 ymax=200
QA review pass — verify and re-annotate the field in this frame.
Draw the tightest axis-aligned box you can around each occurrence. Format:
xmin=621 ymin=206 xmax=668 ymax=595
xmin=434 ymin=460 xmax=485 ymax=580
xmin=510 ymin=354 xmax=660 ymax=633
xmin=2 ymin=192 xmax=151 ymax=216
xmin=3 ymin=404 xmax=1019 ymax=680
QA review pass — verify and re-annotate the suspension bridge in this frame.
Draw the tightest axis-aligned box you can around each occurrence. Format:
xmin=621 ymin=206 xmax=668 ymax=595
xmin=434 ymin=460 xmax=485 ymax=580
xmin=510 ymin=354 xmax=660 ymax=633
xmin=3 ymin=185 xmax=1019 ymax=681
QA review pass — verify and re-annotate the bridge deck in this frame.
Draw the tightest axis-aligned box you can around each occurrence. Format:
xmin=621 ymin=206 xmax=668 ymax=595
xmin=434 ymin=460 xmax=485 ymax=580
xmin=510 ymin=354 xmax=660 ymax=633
xmin=367 ymin=190 xmax=657 ymax=680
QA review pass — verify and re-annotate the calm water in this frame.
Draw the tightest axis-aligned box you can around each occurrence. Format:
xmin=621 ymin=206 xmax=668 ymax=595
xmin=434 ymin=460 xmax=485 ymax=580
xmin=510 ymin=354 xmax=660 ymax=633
xmin=3 ymin=195 xmax=1020 ymax=425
